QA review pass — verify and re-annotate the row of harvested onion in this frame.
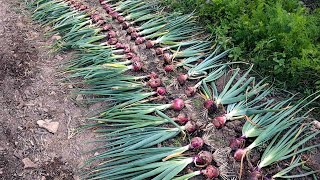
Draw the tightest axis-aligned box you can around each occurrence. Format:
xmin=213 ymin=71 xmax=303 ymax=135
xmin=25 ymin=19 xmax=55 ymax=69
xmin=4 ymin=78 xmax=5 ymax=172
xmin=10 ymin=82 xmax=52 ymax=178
xmin=29 ymin=0 xmax=320 ymax=179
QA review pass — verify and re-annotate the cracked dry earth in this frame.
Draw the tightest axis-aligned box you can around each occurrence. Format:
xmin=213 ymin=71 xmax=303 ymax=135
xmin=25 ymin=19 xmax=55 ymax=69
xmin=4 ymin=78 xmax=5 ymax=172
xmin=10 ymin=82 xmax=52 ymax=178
xmin=0 ymin=0 xmax=98 ymax=179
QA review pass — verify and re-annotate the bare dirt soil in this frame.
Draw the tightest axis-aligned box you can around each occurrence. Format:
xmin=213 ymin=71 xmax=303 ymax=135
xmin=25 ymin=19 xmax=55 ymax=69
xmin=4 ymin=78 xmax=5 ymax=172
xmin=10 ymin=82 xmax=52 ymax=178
xmin=0 ymin=0 xmax=98 ymax=179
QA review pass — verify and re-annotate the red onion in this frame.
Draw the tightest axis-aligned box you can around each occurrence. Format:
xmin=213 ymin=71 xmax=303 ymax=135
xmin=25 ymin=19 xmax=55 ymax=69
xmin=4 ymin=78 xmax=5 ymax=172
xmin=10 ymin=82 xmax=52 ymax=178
xmin=155 ymin=47 xmax=164 ymax=55
xmin=78 ymin=5 xmax=87 ymax=11
xmin=132 ymin=61 xmax=143 ymax=72
xmin=229 ymin=137 xmax=245 ymax=150
xmin=125 ymin=52 xmax=136 ymax=60
xmin=131 ymin=56 xmax=140 ymax=62
xmin=163 ymin=53 xmax=172 ymax=63
xmin=185 ymin=121 xmax=197 ymax=132
xmin=164 ymin=65 xmax=174 ymax=72
xmin=101 ymin=1 xmax=108 ymax=5
xmin=110 ymin=12 xmax=119 ymax=19
xmin=92 ymin=14 xmax=102 ymax=22
xmin=108 ymin=30 xmax=116 ymax=38
xmin=174 ymin=113 xmax=189 ymax=125
xmin=124 ymin=46 xmax=131 ymax=53
xmin=204 ymin=100 xmax=218 ymax=114
xmin=135 ymin=37 xmax=145 ymax=45
xmin=185 ymin=86 xmax=196 ymax=97
xmin=201 ymin=165 xmax=219 ymax=179
xmin=96 ymin=20 xmax=105 ymax=26
xmin=249 ymin=170 xmax=262 ymax=180
xmin=117 ymin=16 xmax=125 ymax=23
xmin=145 ymin=40 xmax=155 ymax=49
xmin=177 ymin=74 xmax=188 ymax=85
xmin=115 ymin=43 xmax=125 ymax=49
xmin=148 ymin=78 xmax=162 ymax=88
xmin=171 ymin=98 xmax=185 ymax=111
xmin=102 ymin=24 xmax=112 ymax=31
xmin=104 ymin=7 xmax=113 ymax=13
xmin=190 ymin=137 xmax=204 ymax=149
xmin=195 ymin=151 xmax=213 ymax=166
xmin=233 ymin=148 xmax=246 ymax=161
xmin=108 ymin=38 xmax=118 ymax=45
xmin=127 ymin=27 xmax=137 ymax=34
xmin=122 ymin=21 xmax=131 ymax=29
xmin=131 ymin=32 xmax=140 ymax=39
xmin=156 ymin=87 xmax=166 ymax=96
xmin=212 ymin=115 xmax=227 ymax=128
xmin=149 ymin=72 xmax=159 ymax=79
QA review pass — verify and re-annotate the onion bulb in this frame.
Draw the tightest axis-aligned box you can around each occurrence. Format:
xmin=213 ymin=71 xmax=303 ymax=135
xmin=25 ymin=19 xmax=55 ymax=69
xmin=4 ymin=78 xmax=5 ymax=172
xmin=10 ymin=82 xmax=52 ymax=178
xmin=201 ymin=165 xmax=219 ymax=179
xmin=212 ymin=115 xmax=227 ymax=128
xmin=148 ymin=78 xmax=162 ymax=88
xmin=171 ymin=98 xmax=185 ymax=111
xmin=190 ymin=137 xmax=204 ymax=149
xmin=177 ymin=74 xmax=188 ymax=85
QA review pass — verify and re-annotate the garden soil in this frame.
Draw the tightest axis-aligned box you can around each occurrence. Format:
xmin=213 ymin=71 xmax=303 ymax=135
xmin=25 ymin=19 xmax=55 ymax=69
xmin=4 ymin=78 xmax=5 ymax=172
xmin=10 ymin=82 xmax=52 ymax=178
xmin=1 ymin=0 xmax=319 ymax=180
xmin=0 ymin=0 xmax=99 ymax=179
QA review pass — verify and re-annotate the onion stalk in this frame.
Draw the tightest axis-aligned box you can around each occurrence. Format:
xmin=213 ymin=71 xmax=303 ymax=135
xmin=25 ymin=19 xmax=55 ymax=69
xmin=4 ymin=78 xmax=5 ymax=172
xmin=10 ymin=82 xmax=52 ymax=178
xmin=177 ymin=47 xmax=230 ymax=85
xmin=271 ymin=157 xmax=320 ymax=179
xmin=87 ymin=151 xmax=212 ymax=180
xmin=84 ymin=137 xmax=204 ymax=176
xmin=249 ymin=123 xmax=320 ymax=179
xmin=233 ymin=93 xmax=320 ymax=162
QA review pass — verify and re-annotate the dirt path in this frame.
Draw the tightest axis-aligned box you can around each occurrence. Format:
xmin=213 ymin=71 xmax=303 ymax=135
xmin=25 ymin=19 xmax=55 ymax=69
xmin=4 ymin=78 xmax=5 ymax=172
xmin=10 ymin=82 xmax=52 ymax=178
xmin=0 ymin=0 xmax=97 ymax=179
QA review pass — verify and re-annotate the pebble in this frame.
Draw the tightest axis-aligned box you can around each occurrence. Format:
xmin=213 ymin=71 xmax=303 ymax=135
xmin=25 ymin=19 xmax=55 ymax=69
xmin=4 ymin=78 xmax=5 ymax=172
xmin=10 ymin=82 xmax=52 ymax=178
xmin=22 ymin=158 xmax=37 ymax=169
xmin=37 ymin=120 xmax=59 ymax=134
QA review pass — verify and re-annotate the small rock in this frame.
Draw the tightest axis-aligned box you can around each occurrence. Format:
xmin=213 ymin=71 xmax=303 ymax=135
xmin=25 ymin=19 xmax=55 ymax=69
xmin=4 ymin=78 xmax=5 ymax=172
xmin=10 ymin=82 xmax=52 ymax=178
xmin=76 ymin=94 xmax=84 ymax=101
xmin=22 ymin=158 xmax=37 ymax=169
xmin=51 ymin=35 xmax=61 ymax=40
xmin=41 ymin=176 xmax=46 ymax=180
xmin=312 ymin=120 xmax=320 ymax=129
xmin=55 ymin=55 xmax=64 ymax=61
xmin=37 ymin=120 xmax=59 ymax=133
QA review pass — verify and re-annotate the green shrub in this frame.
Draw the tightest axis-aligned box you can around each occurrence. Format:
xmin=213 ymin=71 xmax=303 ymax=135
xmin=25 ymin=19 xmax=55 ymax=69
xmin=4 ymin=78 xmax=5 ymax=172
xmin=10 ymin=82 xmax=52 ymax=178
xmin=162 ymin=0 xmax=320 ymax=92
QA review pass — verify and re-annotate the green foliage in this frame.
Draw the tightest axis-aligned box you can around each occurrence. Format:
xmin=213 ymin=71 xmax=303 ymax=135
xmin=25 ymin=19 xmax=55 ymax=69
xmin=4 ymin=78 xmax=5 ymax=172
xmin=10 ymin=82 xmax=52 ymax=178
xmin=162 ymin=0 xmax=320 ymax=92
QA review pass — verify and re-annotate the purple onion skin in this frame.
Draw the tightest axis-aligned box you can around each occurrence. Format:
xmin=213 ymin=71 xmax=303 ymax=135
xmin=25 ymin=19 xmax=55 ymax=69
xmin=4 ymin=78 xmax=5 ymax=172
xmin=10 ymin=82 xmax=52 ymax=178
xmin=164 ymin=65 xmax=174 ymax=72
xmin=132 ymin=61 xmax=143 ymax=72
xmin=145 ymin=40 xmax=155 ymax=49
xmin=121 ymin=21 xmax=130 ymax=29
xmin=149 ymin=72 xmax=159 ymax=79
xmin=212 ymin=115 xmax=227 ymax=128
xmin=155 ymin=47 xmax=164 ymax=55
xmin=163 ymin=53 xmax=172 ymax=63
xmin=185 ymin=121 xmax=197 ymax=132
xmin=203 ymin=100 xmax=218 ymax=114
xmin=177 ymin=74 xmax=188 ymax=85
xmin=108 ymin=38 xmax=118 ymax=45
xmin=249 ymin=170 xmax=262 ymax=180
xmin=195 ymin=151 xmax=213 ymax=166
xmin=148 ymin=78 xmax=162 ymax=88
xmin=234 ymin=148 xmax=246 ymax=161
xmin=174 ymin=113 xmax=189 ymax=125
xmin=190 ymin=137 xmax=204 ymax=149
xmin=229 ymin=137 xmax=245 ymax=150
xmin=156 ymin=87 xmax=166 ymax=96
xmin=135 ymin=37 xmax=145 ymax=45
xmin=171 ymin=98 xmax=185 ymax=111
xmin=201 ymin=165 xmax=219 ymax=179
xmin=185 ymin=86 xmax=196 ymax=97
